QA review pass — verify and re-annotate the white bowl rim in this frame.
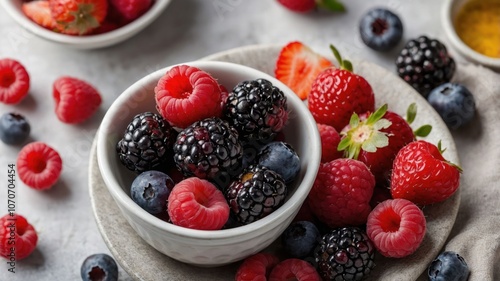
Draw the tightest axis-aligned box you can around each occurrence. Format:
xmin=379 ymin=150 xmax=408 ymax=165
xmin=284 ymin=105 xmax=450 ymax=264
xmin=97 ymin=60 xmax=322 ymax=240
xmin=441 ymin=0 xmax=500 ymax=68
xmin=0 ymin=0 xmax=171 ymax=47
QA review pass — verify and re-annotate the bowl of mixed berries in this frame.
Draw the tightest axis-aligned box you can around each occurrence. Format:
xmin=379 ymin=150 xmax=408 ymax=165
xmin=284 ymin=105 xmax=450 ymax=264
xmin=96 ymin=60 xmax=322 ymax=266
xmin=1 ymin=0 xmax=171 ymax=49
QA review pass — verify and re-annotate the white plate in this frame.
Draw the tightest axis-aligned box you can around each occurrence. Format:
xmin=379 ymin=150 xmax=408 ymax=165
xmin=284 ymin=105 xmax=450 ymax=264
xmin=89 ymin=44 xmax=461 ymax=280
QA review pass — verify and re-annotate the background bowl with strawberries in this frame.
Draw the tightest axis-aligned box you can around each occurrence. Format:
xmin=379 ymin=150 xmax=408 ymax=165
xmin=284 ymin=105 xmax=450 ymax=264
xmin=0 ymin=0 xmax=171 ymax=49
xmin=96 ymin=60 xmax=322 ymax=266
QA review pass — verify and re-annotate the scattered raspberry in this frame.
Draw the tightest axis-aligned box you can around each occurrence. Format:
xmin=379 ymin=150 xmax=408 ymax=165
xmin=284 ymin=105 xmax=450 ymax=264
xmin=268 ymin=258 xmax=321 ymax=281
xmin=110 ymin=0 xmax=152 ymax=21
xmin=317 ymin=123 xmax=342 ymax=162
xmin=366 ymin=198 xmax=426 ymax=258
xmin=0 ymin=59 xmax=30 ymax=105
xmin=155 ymin=65 xmax=223 ymax=128
xmin=53 ymin=76 xmax=102 ymax=124
xmin=307 ymin=158 xmax=375 ymax=228
xmin=17 ymin=142 xmax=63 ymax=190
xmin=390 ymin=140 xmax=461 ymax=205
xmin=235 ymin=253 xmax=280 ymax=281
xmin=22 ymin=1 xmax=57 ymax=30
xmin=167 ymin=178 xmax=229 ymax=230
xmin=0 ymin=214 xmax=38 ymax=260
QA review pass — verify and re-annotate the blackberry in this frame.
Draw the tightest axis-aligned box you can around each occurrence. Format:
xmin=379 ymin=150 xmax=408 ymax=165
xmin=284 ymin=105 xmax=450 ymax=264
xmin=225 ymin=165 xmax=287 ymax=224
xmin=314 ymin=227 xmax=375 ymax=281
xmin=224 ymin=78 xmax=288 ymax=145
xmin=396 ymin=35 xmax=456 ymax=97
xmin=173 ymin=117 xmax=243 ymax=188
xmin=116 ymin=112 xmax=177 ymax=173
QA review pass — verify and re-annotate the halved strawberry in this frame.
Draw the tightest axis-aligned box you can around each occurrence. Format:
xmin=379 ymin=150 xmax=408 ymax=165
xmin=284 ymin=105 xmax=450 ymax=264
xmin=49 ymin=0 xmax=108 ymax=35
xmin=275 ymin=41 xmax=332 ymax=100
xmin=22 ymin=1 xmax=57 ymax=30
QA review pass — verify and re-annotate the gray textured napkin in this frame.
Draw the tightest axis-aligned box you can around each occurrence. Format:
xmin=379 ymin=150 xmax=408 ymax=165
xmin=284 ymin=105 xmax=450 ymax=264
xmin=429 ymin=63 xmax=500 ymax=281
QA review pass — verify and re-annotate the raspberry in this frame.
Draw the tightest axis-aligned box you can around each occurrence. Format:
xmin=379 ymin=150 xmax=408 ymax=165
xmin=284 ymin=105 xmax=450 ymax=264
xmin=155 ymin=65 xmax=223 ymax=129
xmin=17 ymin=142 xmax=63 ymax=190
xmin=167 ymin=178 xmax=229 ymax=230
xmin=0 ymin=59 xmax=30 ymax=105
xmin=366 ymin=198 xmax=426 ymax=258
xmin=53 ymin=76 xmax=102 ymax=124
xmin=307 ymin=159 xmax=375 ymax=228
xmin=110 ymin=0 xmax=152 ymax=21
xmin=235 ymin=253 xmax=279 ymax=281
xmin=269 ymin=258 xmax=321 ymax=281
xmin=0 ymin=214 xmax=38 ymax=260
xmin=317 ymin=123 xmax=343 ymax=162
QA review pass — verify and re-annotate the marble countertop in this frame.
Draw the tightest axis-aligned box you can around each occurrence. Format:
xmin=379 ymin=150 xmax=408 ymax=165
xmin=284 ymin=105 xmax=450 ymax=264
xmin=0 ymin=1 xmax=493 ymax=280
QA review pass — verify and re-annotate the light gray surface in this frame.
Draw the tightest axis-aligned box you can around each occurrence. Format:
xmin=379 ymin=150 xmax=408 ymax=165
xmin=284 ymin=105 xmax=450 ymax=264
xmin=0 ymin=0 xmax=494 ymax=280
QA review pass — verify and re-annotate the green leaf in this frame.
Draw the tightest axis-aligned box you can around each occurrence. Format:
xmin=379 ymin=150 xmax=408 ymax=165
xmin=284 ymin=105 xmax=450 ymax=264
xmin=319 ymin=0 xmax=346 ymax=12
xmin=373 ymin=119 xmax=392 ymax=130
xmin=329 ymin=44 xmax=343 ymax=68
xmin=367 ymin=104 xmax=388 ymax=124
xmin=342 ymin=60 xmax=353 ymax=72
xmin=437 ymin=140 xmax=446 ymax=154
xmin=414 ymin=125 xmax=432 ymax=137
xmin=337 ymin=137 xmax=351 ymax=152
xmin=348 ymin=144 xmax=359 ymax=159
xmin=349 ymin=112 xmax=360 ymax=128
xmin=406 ymin=103 xmax=417 ymax=124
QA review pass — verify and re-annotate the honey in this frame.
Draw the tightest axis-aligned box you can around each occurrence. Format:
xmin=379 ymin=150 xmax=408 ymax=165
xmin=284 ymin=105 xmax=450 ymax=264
xmin=454 ymin=0 xmax=500 ymax=58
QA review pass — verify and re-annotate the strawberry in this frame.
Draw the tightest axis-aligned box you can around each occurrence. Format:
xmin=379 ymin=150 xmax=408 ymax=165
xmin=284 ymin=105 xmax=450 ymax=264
xmin=275 ymin=42 xmax=332 ymax=100
xmin=276 ymin=0 xmax=346 ymax=13
xmin=110 ymin=0 xmax=152 ymax=22
xmin=49 ymin=0 xmax=108 ymax=35
xmin=338 ymin=103 xmax=431 ymax=184
xmin=22 ymin=1 xmax=57 ymax=30
xmin=390 ymin=140 xmax=461 ymax=205
xmin=308 ymin=45 xmax=375 ymax=131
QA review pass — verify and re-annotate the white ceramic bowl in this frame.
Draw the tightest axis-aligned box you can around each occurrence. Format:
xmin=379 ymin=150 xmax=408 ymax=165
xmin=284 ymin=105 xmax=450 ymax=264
xmin=96 ymin=61 xmax=322 ymax=266
xmin=442 ymin=0 xmax=500 ymax=69
xmin=0 ymin=0 xmax=171 ymax=49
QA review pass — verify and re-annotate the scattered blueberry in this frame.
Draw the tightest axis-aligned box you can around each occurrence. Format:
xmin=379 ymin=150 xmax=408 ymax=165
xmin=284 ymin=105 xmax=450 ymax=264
xmin=130 ymin=170 xmax=174 ymax=215
xmin=359 ymin=8 xmax=403 ymax=51
xmin=428 ymin=251 xmax=470 ymax=281
xmin=81 ymin=253 xmax=118 ymax=281
xmin=256 ymin=141 xmax=300 ymax=184
xmin=427 ymin=83 xmax=476 ymax=130
xmin=0 ymin=113 xmax=30 ymax=145
xmin=281 ymin=221 xmax=320 ymax=259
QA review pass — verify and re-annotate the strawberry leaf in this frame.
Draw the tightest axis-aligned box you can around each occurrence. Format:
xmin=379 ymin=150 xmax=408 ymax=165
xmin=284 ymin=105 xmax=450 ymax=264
xmin=342 ymin=60 xmax=353 ymax=72
xmin=414 ymin=125 xmax=432 ymax=137
xmin=349 ymin=112 xmax=360 ymax=129
xmin=318 ymin=0 xmax=346 ymax=12
xmin=406 ymin=103 xmax=417 ymax=124
xmin=337 ymin=137 xmax=351 ymax=153
xmin=367 ymin=104 xmax=388 ymax=124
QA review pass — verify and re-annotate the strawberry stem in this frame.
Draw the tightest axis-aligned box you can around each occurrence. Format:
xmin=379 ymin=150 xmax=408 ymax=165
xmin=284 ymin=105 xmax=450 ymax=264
xmin=317 ymin=0 xmax=346 ymax=12
xmin=329 ymin=44 xmax=353 ymax=72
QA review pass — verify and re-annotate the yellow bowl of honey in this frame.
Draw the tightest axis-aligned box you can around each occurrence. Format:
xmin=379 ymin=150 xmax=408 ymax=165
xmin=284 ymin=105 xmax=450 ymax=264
xmin=442 ymin=0 xmax=500 ymax=69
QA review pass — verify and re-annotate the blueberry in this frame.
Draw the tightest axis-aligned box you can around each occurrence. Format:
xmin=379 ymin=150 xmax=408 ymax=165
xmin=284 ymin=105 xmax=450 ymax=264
xmin=0 ymin=113 xmax=30 ymax=145
xmin=130 ymin=170 xmax=174 ymax=215
xmin=256 ymin=141 xmax=300 ymax=184
xmin=428 ymin=251 xmax=470 ymax=281
xmin=427 ymin=83 xmax=476 ymax=130
xmin=81 ymin=253 xmax=118 ymax=281
xmin=359 ymin=8 xmax=403 ymax=51
xmin=281 ymin=221 xmax=320 ymax=259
